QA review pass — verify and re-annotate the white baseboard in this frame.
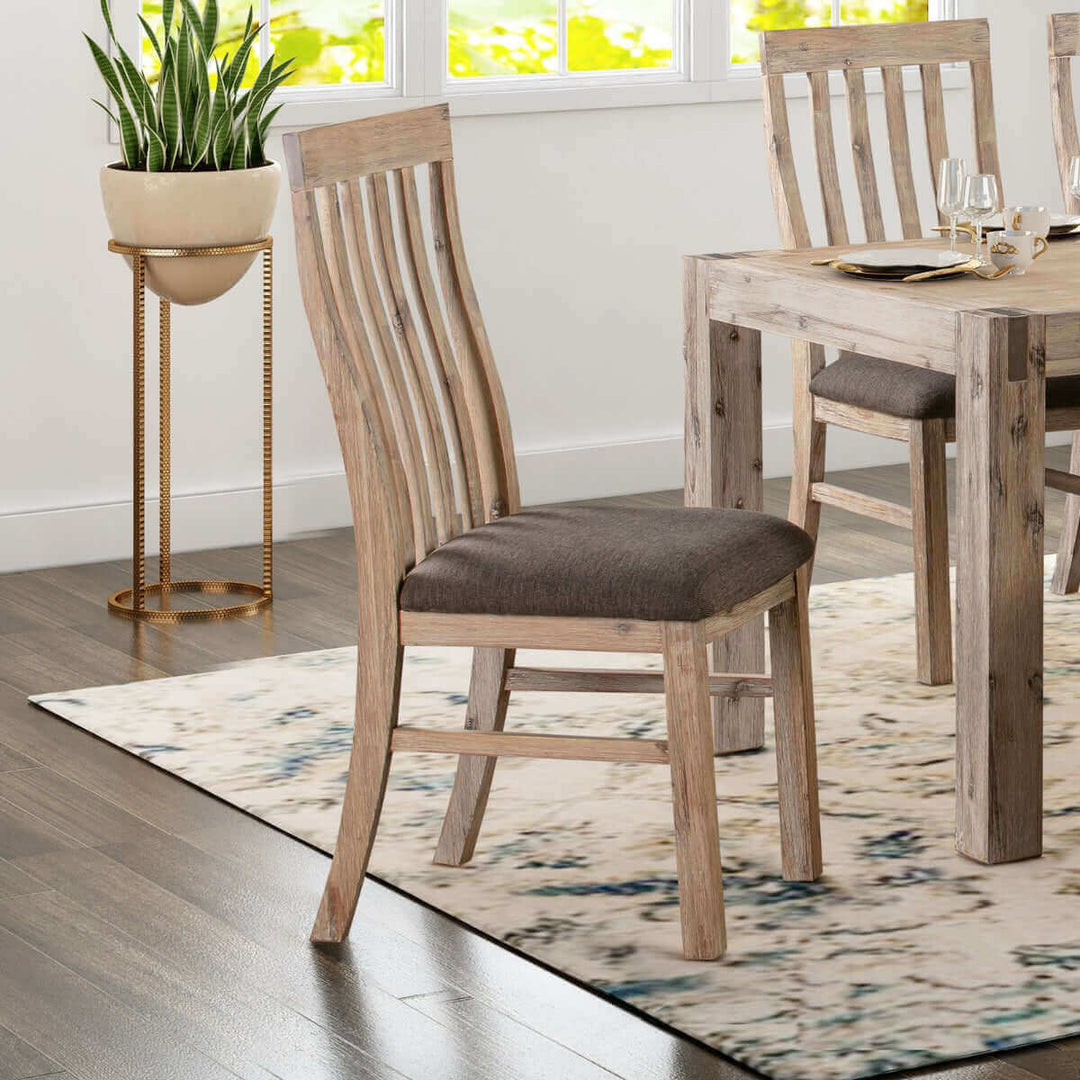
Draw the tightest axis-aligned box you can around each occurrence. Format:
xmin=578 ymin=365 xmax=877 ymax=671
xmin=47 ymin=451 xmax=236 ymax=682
xmin=1 ymin=426 xmax=1073 ymax=573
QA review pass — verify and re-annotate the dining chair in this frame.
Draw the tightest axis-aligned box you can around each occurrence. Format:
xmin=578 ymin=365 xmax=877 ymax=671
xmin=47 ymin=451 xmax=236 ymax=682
xmin=759 ymin=17 xmax=1080 ymax=686
xmin=1047 ymin=12 xmax=1080 ymax=595
xmin=283 ymin=105 xmax=822 ymax=961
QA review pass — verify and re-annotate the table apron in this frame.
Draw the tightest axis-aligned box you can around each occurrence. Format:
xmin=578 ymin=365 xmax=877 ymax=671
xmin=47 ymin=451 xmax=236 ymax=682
xmin=706 ymin=269 xmax=958 ymax=373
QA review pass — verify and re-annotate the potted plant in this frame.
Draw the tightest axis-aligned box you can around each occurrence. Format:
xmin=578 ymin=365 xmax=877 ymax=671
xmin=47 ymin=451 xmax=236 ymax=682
xmin=87 ymin=0 xmax=294 ymax=305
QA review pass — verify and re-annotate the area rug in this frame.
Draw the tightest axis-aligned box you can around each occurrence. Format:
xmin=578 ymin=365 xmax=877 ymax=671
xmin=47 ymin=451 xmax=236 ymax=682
xmin=31 ymin=563 xmax=1080 ymax=1080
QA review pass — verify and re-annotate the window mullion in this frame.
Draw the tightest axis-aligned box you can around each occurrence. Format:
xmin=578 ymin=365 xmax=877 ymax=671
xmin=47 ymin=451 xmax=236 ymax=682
xmin=558 ymin=0 xmax=568 ymax=76
xmin=832 ymin=0 xmax=841 ymax=27
xmin=260 ymin=0 xmax=271 ymax=63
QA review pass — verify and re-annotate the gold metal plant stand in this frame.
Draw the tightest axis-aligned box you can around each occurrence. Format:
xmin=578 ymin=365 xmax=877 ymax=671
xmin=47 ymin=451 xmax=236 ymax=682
xmin=107 ymin=238 xmax=274 ymax=623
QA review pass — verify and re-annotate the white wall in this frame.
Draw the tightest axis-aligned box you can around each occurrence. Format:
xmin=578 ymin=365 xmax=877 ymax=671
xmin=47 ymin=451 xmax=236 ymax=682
xmin=0 ymin=0 xmax=1068 ymax=571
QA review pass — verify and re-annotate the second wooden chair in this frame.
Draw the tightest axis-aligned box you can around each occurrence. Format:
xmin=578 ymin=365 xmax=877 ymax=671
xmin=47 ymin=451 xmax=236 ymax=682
xmin=760 ymin=17 xmax=1080 ymax=685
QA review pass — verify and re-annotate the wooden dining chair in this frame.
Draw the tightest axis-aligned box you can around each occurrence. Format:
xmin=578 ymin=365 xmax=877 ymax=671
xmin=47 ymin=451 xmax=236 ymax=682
xmin=284 ymin=105 xmax=822 ymax=961
xmin=1047 ymin=12 xmax=1080 ymax=595
xmin=760 ymin=17 xmax=1080 ymax=686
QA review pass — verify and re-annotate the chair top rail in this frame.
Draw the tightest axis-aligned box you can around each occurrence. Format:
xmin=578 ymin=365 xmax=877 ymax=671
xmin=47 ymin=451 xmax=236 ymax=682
xmin=1049 ymin=12 xmax=1080 ymax=58
xmin=284 ymin=104 xmax=453 ymax=191
xmin=759 ymin=18 xmax=990 ymax=75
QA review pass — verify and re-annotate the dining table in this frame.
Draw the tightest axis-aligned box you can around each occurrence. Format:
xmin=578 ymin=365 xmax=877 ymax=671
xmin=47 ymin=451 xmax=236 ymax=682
xmin=683 ymin=235 xmax=1080 ymax=866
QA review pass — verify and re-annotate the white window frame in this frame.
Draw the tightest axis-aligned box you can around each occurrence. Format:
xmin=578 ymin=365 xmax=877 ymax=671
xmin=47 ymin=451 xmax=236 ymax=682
xmin=117 ymin=0 xmax=965 ymax=124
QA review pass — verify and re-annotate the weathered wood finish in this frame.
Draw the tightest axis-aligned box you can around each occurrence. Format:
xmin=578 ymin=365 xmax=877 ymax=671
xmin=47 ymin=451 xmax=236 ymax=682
xmin=757 ymin=20 xmax=1004 ymax=687
xmin=768 ymin=585 xmax=823 ymax=882
xmin=683 ymin=268 xmax=767 ymax=754
xmin=688 ymin=239 xmax=1077 ymax=863
xmin=1046 ymin=14 xmax=1080 ymax=596
xmin=759 ymin=18 xmax=991 ymax=75
xmin=661 ymin=622 xmax=726 ymax=961
xmin=955 ymin=311 xmax=1045 ymax=864
xmin=505 ymin=667 xmax=773 ymax=698
xmin=289 ymin=109 xmax=822 ymax=959
xmin=433 ymin=647 xmax=514 ymax=867
xmin=909 ymin=418 xmax=953 ymax=685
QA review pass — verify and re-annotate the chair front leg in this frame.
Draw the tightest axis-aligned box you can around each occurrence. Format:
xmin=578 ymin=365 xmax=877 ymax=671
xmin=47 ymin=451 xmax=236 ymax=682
xmin=768 ymin=580 xmax=823 ymax=882
xmin=909 ymin=418 xmax=953 ymax=685
xmin=312 ymin=644 xmax=404 ymax=943
xmin=1052 ymin=429 xmax=1080 ymax=595
xmin=434 ymin=647 xmax=515 ymax=867
xmin=662 ymin=622 xmax=726 ymax=961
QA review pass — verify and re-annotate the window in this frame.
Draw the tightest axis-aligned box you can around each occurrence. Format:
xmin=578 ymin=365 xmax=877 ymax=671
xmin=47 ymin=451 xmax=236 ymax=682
xmin=138 ymin=1 xmax=390 ymax=87
xmin=731 ymin=0 xmax=930 ymax=66
xmin=124 ymin=0 xmax=956 ymax=117
xmin=447 ymin=0 xmax=679 ymax=81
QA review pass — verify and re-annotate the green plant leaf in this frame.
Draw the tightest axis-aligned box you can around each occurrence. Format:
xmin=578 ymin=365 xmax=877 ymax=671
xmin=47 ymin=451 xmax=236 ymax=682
xmin=116 ymin=98 xmax=143 ymax=169
xmin=229 ymin=127 xmax=248 ymax=170
xmin=178 ymin=0 xmax=204 ymax=47
xmin=192 ymin=91 xmax=212 ymax=166
xmin=211 ymin=114 xmax=232 ymax=169
xmin=259 ymin=102 xmax=283 ymax=138
xmin=99 ymin=0 xmax=117 ymax=44
xmin=84 ymin=34 xmax=126 ymax=107
xmin=92 ymin=97 xmax=120 ymax=127
xmin=146 ymin=129 xmax=166 ymax=172
xmin=161 ymin=62 xmax=182 ymax=167
xmin=162 ymin=0 xmax=175 ymax=38
xmin=138 ymin=15 xmax=163 ymax=63
xmin=225 ymin=21 xmax=258 ymax=93
xmin=202 ymin=0 xmax=219 ymax=58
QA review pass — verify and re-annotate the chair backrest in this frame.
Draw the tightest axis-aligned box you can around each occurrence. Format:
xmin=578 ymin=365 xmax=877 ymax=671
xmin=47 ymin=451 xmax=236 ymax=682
xmin=760 ymin=19 xmax=1002 ymax=250
xmin=284 ymin=106 xmax=520 ymax=593
xmin=1049 ymin=13 xmax=1080 ymax=214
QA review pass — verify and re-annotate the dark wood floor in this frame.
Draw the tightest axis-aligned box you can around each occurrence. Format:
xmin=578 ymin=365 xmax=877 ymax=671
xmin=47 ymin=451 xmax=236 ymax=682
xmin=1 ymin=449 xmax=1078 ymax=1080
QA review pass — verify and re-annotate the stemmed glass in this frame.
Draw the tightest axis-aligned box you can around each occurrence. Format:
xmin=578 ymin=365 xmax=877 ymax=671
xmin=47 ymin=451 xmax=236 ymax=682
xmin=937 ymin=158 xmax=967 ymax=253
xmin=963 ymin=174 xmax=1000 ymax=264
xmin=1070 ymin=155 xmax=1080 ymax=203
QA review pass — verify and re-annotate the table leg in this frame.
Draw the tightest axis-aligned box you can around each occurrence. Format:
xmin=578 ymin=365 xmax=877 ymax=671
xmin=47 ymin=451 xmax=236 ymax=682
xmin=955 ymin=309 xmax=1045 ymax=864
xmin=683 ymin=256 xmax=765 ymax=754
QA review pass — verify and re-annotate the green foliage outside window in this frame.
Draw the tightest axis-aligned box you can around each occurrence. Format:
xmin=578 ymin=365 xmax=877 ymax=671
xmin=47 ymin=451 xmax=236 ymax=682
xmin=730 ymin=0 xmax=929 ymax=65
xmin=140 ymin=0 xmax=929 ymax=87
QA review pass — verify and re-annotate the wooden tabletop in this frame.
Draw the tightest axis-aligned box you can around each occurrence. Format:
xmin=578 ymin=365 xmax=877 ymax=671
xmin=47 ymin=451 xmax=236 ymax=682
xmin=697 ymin=236 xmax=1080 ymax=375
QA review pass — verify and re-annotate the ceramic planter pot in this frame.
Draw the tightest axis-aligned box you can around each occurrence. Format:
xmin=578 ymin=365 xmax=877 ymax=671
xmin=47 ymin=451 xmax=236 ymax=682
xmin=100 ymin=162 xmax=281 ymax=305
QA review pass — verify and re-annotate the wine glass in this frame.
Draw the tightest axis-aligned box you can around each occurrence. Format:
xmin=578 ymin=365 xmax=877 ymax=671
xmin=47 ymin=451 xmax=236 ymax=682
xmin=1069 ymin=155 xmax=1080 ymax=203
xmin=963 ymin=174 xmax=1000 ymax=264
xmin=937 ymin=158 xmax=967 ymax=253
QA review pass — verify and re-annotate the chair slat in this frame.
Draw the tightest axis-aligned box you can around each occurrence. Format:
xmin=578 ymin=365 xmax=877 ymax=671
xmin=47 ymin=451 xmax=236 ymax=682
xmin=881 ymin=66 xmax=922 ymax=240
xmin=807 ymin=71 xmax=848 ymax=247
xmin=395 ymin=167 xmax=486 ymax=530
xmin=970 ymin=59 xmax=1003 ymax=191
xmin=920 ymin=63 xmax=951 ymax=224
xmin=430 ymin=161 xmax=521 ymax=520
xmin=368 ymin=172 xmax=459 ymax=546
xmin=763 ymin=75 xmax=811 ymax=249
xmin=303 ymin=187 xmax=413 ymax=568
xmin=341 ymin=180 xmax=438 ymax=559
xmin=1050 ymin=55 xmax=1080 ymax=215
xmin=843 ymin=67 xmax=887 ymax=243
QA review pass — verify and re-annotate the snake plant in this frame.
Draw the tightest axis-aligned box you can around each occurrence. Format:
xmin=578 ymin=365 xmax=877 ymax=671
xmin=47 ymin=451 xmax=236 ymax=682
xmin=86 ymin=0 xmax=294 ymax=172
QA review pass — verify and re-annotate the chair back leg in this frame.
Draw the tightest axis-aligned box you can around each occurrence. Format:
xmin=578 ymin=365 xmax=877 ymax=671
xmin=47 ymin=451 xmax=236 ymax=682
xmin=434 ymin=647 xmax=515 ymax=866
xmin=909 ymin=418 xmax=953 ymax=685
xmin=768 ymin=581 xmax=823 ymax=882
xmin=1052 ymin=430 xmax=1080 ymax=595
xmin=662 ymin=622 xmax=727 ymax=961
xmin=311 ymin=644 xmax=404 ymax=943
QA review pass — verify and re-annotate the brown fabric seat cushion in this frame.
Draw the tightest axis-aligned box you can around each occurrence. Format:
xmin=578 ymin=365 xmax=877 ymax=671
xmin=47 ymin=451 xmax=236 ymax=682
xmin=811 ymin=352 xmax=1080 ymax=420
xmin=399 ymin=507 xmax=814 ymax=623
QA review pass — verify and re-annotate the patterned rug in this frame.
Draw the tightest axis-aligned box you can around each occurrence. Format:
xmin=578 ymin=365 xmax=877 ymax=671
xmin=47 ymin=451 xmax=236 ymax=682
xmin=31 ymin=563 xmax=1080 ymax=1080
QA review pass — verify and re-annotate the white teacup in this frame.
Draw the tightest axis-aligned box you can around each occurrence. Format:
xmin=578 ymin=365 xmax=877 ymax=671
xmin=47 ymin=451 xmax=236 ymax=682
xmin=1005 ymin=205 xmax=1051 ymax=239
xmin=986 ymin=229 xmax=1049 ymax=275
